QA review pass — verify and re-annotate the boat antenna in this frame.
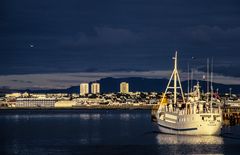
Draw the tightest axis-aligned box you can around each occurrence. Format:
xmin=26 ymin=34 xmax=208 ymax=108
xmin=187 ymin=63 xmax=190 ymax=100
xmin=207 ymin=58 xmax=209 ymax=103
xmin=191 ymin=68 xmax=193 ymax=93
xmin=160 ymin=51 xmax=185 ymax=105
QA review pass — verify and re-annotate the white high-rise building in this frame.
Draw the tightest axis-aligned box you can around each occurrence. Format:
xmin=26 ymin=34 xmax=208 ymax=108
xmin=120 ymin=82 xmax=129 ymax=94
xmin=80 ymin=83 xmax=89 ymax=95
xmin=91 ymin=83 xmax=100 ymax=94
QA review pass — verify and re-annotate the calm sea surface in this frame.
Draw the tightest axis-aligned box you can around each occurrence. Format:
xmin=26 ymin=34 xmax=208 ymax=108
xmin=1 ymin=109 xmax=240 ymax=155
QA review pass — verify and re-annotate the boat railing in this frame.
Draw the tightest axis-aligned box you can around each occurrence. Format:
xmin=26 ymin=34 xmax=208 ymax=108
xmin=159 ymin=104 xmax=221 ymax=115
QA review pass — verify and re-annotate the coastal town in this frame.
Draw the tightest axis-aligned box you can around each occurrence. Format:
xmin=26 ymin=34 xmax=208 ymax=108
xmin=0 ymin=82 xmax=156 ymax=109
xmin=0 ymin=81 xmax=239 ymax=110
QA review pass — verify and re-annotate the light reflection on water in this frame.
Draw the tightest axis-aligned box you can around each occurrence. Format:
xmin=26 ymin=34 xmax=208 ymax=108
xmin=1 ymin=113 xmax=102 ymax=120
xmin=2 ymin=114 xmax=87 ymax=118
xmin=156 ymin=134 xmax=224 ymax=145
xmin=79 ymin=114 xmax=101 ymax=120
xmin=119 ymin=113 xmax=142 ymax=120
xmin=155 ymin=134 xmax=224 ymax=155
xmin=120 ymin=113 xmax=130 ymax=120
xmin=1 ymin=112 xmax=140 ymax=121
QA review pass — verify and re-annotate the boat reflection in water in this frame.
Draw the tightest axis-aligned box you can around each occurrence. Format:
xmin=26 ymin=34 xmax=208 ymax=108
xmin=156 ymin=134 xmax=223 ymax=145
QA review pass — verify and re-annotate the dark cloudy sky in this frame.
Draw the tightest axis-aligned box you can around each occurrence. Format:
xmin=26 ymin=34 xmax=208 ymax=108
xmin=0 ymin=0 xmax=240 ymax=88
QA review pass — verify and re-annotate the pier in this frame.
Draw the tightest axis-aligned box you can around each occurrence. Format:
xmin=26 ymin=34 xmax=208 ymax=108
xmin=222 ymin=107 xmax=240 ymax=126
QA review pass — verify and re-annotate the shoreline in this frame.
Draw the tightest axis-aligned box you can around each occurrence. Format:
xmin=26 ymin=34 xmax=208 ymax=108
xmin=0 ymin=104 xmax=154 ymax=110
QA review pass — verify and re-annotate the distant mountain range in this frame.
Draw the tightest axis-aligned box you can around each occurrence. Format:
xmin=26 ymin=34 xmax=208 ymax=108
xmin=95 ymin=77 xmax=240 ymax=94
xmin=0 ymin=77 xmax=239 ymax=95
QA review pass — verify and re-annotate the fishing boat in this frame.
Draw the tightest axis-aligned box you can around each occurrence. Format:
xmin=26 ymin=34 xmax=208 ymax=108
xmin=153 ymin=52 xmax=222 ymax=135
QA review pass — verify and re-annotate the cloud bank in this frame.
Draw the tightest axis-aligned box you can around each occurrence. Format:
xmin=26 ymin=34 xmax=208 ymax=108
xmin=0 ymin=71 xmax=239 ymax=89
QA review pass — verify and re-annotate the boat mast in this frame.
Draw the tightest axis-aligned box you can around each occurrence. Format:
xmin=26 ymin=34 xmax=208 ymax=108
xmin=174 ymin=52 xmax=178 ymax=104
xmin=210 ymin=58 xmax=213 ymax=113
xmin=207 ymin=58 xmax=209 ymax=103
xmin=160 ymin=51 xmax=185 ymax=105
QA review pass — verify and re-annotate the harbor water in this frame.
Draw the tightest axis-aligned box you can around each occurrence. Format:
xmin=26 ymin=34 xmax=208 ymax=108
xmin=1 ymin=109 xmax=240 ymax=155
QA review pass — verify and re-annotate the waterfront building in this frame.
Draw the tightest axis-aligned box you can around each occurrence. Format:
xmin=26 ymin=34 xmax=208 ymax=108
xmin=120 ymin=82 xmax=129 ymax=94
xmin=55 ymin=100 xmax=76 ymax=107
xmin=80 ymin=83 xmax=89 ymax=96
xmin=72 ymin=93 xmax=80 ymax=98
xmin=91 ymin=83 xmax=100 ymax=94
xmin=15 ymin=98 xmax=56 ymax=107
xmin=30 ymin=94 xmax=46 ymax=98
xmin=5 ymin=93 xmax=22 ymax=98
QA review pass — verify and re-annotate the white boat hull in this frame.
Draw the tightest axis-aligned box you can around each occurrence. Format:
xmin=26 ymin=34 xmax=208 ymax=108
xmin=156 ymin=112 xmax=222 ymax=135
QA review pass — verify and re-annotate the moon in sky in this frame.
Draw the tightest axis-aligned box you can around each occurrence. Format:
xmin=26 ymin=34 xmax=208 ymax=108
xmin=29 ymin=44 xmax=34 ymax=48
